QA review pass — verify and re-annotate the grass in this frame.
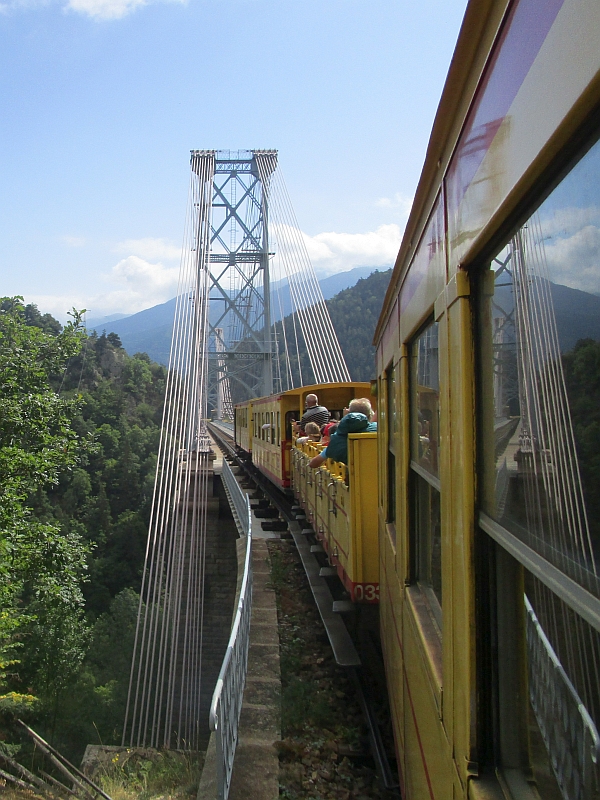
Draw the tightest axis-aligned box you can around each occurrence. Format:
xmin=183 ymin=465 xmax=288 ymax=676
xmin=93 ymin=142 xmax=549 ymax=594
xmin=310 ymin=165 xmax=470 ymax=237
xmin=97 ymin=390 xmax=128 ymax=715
xmin=94 ymin=748 xmax=203 ymax=800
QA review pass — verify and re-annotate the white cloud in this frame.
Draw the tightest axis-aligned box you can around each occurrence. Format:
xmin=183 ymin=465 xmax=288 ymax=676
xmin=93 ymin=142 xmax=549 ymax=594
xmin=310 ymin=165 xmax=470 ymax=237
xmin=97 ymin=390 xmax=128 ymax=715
xmin=115 ymin=237 xmax=181 ymax=262
xmin=61 ymin=235 xmax=86 ymax=247
xmin=376 ymin=192 xmax=414 ymax=217
xmin=0 ymin=0 xmax=182 ymax=19
xmin=536 ymin=205 xmax=600 ymax=294
xmin=25 ymin=294 xmax=90 ymax=323
xmin=278 ymin=223 xmax=403 ymax=276
xmin=540 ymin=205 xmax=600 ymax=239
xmin=66 ymin=0 xmax=146 ymax=18
xmin=543 ymin=224 xmax=600 ymax=295
xmin=95 ymin=255 xmax=180 ymax=312
xmin=28 ymin=254 xmax=180 ymax=321
xmin=30 ymin=221 xmax=402 ymax=322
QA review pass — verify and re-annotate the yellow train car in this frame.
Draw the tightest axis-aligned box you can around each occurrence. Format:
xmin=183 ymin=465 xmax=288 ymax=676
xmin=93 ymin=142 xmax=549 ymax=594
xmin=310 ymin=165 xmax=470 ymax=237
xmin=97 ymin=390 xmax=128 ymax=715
xmin=374 ymin=0 xmax=600 ymax=797
xmin=292 ymin=433 xmax=379 ymax=603
xmin=234 ymin=401 xmax=252 ymax=454
xmin=242 ymin=382 xmax=371 ymax=489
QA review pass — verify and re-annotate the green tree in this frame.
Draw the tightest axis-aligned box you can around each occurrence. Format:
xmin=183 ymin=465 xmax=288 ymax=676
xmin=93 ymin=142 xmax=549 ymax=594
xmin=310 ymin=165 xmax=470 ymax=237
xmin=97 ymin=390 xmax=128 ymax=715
xmin=563 ymin=338 xmax=600 ymax=553
xmin=0 ymin=297 xmax=90 ymax=717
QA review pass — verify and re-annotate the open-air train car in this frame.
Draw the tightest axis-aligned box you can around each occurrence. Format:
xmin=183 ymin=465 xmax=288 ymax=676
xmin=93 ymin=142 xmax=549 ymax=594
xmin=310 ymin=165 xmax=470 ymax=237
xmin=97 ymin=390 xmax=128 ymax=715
xmin=235 ymin=382 xmax=371 ymax=488
xmin=292 ymin=434 xmax=379 ymax=603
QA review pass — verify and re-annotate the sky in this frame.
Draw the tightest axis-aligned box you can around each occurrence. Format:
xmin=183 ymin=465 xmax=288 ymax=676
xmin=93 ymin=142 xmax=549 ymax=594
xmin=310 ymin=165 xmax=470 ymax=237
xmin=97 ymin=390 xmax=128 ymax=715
xmin=0 ymin=0 xmax=468 ymax=321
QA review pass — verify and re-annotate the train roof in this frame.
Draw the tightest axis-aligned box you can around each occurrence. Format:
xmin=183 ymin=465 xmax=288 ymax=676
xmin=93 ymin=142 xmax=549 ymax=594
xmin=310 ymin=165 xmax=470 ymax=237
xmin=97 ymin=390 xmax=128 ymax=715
xmin=374 ymin=0 xmax=509 ymax=344
xmin=234 ymin=381 xmax=371 ymax=408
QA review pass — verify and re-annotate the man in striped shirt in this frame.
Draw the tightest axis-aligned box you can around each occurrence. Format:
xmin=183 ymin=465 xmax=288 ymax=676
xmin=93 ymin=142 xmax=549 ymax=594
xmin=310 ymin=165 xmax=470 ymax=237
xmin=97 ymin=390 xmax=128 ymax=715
xmin=294 ymin=394 xmax=330 ymax=434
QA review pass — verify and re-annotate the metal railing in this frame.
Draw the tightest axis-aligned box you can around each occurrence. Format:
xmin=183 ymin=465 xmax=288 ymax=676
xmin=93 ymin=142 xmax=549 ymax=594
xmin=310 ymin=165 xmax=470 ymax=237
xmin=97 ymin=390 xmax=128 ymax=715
xmin=221 ymin=458 xmax=252 ymax=537
xmin=209 ymin=459 xmax=253 ymax=800
xmin=526 ymin=596 xmax=600 ymax=800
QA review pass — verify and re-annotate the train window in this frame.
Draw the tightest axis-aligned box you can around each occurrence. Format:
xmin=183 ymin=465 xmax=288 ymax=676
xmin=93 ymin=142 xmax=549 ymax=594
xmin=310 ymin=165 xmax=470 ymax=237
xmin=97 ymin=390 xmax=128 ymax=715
xmin=412 ymin=323 xmax=440 ymax=478
xmin=285 ymin=411 xmax=296 ymax=440
xmin=410 ymin=322 xmax=442 ymax=615
xmin=480 ymin=134 xmax=600 ymax=598
xmin=386 ymin=364 xmax=397 ymax=528
xmin=478 ymin=133 xmax=600 ymax=791
xmin=276 ymin=411 xmax=280 ymax=446
xmin=270 ymin=412 xmax=275 ymax=444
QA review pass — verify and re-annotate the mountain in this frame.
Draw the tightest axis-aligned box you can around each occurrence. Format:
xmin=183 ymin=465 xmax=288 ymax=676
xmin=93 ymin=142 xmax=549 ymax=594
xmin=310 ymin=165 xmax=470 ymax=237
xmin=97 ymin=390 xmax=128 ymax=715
xmin=88 ymin=266 xmax=386 ymax=365
xmin=550 ymin=282 xmax=600 ymax=352
xmin=275 ymin=269 xmax=393 ymax=383
xmin=494 ymin=279 xmax=600 ymax=353
xmin=86 ymin=312 xmax=131 ymax=329
xmin=327 ymin=269 xmax=394 ymax=380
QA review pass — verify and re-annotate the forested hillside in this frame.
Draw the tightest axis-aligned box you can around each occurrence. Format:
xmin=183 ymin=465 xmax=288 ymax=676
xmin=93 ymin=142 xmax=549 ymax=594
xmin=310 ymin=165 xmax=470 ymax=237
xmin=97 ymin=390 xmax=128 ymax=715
xmin=0 ymin=273 xmax=392 ymax=760
xmin=327 ymin=268 xmax=392 ymax=380
xmin=0 ymin=298 xmax=166 ymax=760
xmin=273 ymin=268 xmax=392 ymax=387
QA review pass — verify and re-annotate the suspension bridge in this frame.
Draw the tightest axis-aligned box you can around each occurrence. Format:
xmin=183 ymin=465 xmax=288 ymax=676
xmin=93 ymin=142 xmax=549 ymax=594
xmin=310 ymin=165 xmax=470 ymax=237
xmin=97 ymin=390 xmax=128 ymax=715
xmin=121 ymin=150 xmax=350 ymax=759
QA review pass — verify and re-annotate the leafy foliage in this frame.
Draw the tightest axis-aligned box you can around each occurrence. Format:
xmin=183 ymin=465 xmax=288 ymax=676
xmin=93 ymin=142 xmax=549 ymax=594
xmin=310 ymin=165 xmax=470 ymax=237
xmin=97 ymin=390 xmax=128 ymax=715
xmin=562 ymin=338 xmax=600 ymax=552
xmin=326 ymin=269 xmax=392 ymax=381
xmin=0 ymin=297 xmax=90 ymax=732
xmin=0 ymin=299 xmax=167 ymax=759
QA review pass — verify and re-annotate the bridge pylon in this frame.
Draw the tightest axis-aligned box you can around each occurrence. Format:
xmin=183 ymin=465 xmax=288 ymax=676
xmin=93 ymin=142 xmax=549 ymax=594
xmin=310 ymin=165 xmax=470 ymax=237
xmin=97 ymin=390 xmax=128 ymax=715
xmin=191 ymin=149 xmax=278 ymax=415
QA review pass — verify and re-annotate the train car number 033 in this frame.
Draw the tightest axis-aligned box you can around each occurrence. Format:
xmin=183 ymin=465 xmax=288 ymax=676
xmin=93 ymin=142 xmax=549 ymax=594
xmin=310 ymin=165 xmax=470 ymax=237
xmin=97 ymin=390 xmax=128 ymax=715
xmin=352 ymin=584 xmax=379 ymax=602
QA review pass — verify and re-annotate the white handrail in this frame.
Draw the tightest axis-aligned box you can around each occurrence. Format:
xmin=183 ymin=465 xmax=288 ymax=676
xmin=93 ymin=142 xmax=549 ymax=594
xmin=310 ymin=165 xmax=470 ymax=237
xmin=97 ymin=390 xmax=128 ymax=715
xmin=221 ymin=458 xmax=252 ymax=537
xmin=526 ymin=596 xmax=600 ymax=800
xmin=209 ymin=459 xmax=253 ymax=799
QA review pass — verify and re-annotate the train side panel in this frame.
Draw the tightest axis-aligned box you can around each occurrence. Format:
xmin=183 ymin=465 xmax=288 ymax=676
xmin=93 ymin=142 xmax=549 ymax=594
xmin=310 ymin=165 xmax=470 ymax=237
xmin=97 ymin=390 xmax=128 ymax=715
xmin=291 ymin=433 xmax=379 ymax=602
xmin=234 ymin=402 xmax=252 ymax=454
xmin=374 ymin=0 xmax=600 ymax=796
xmin=252 ymin=398 xmax=285 ymax=486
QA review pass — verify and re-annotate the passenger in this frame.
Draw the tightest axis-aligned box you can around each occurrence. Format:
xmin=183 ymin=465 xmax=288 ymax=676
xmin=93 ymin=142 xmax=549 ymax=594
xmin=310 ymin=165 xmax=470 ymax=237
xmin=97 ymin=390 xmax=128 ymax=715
xmin=321 ymin=422 xmax=338 ymax=445
xmin=293 ymin=393 xmax=330 ymax=434
xmin=296 ymin=421 xmax=321 ymax=445
xmin=321 ymin=419 xmax=338 ymax=440
xmin=309 ymin=398 xmax=377 ymax=468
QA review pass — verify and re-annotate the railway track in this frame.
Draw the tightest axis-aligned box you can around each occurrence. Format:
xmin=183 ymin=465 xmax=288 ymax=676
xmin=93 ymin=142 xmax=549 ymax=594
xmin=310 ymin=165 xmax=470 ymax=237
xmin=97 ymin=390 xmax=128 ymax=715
xmin=207 ymin=421 xmax=400 ymax=796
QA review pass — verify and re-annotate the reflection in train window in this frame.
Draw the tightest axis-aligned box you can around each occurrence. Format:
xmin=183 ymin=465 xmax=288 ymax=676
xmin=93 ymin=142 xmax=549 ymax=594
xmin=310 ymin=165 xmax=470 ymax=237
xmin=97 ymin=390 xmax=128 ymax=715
xmin=410 ymin=322 xmax=442 ymax=616
xmin=482 ymin=135 xmax=600 ymax=596
xmin=412 ymin=323 xmax=440 ymax=478
xmin=479 ymin=134 xmax=600 ymax=791
xmin=414 ymin=476 xmax=441 ymax=607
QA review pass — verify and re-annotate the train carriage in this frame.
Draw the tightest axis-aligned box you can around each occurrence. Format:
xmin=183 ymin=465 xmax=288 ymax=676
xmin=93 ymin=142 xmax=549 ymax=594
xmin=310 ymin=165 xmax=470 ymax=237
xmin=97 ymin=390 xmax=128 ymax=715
xmin=374 ymin=0 xmax=600 ymax=797
xmin=236 ymin=382 xmax=371 ymax=488
xmin=233 ymin=402 xmax=252 ymax=454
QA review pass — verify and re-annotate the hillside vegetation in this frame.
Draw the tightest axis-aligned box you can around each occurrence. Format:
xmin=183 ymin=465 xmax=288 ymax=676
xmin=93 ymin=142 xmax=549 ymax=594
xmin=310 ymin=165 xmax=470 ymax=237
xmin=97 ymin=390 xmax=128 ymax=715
xmin=273 ymin=268 xmax=392 ymax=387
xmin=0 ymin=273 xmax=391 ymax=760
xmin=327 ymin=269 xmax=392 ymax=381
xmin=0 ymin=298 xmax=166 ymax=761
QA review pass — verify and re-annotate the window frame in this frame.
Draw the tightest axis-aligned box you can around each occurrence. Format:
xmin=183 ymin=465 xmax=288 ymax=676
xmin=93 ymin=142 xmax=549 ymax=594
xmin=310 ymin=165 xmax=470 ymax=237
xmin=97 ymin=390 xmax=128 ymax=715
xmin=409 ymin=318 xmax=443 ymax=632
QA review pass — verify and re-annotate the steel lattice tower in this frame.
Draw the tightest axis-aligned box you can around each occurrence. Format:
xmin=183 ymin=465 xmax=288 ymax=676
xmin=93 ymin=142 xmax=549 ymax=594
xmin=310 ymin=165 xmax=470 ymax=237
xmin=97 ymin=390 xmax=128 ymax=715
xmin=191 ymin=149 xmax=277 ymax=416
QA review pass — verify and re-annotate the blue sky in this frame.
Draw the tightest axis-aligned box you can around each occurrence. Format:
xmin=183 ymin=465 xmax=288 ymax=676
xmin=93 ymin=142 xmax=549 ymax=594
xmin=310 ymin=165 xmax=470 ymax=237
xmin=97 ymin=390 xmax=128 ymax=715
xmin=0 ymin=0 xmax=467 ymax=321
